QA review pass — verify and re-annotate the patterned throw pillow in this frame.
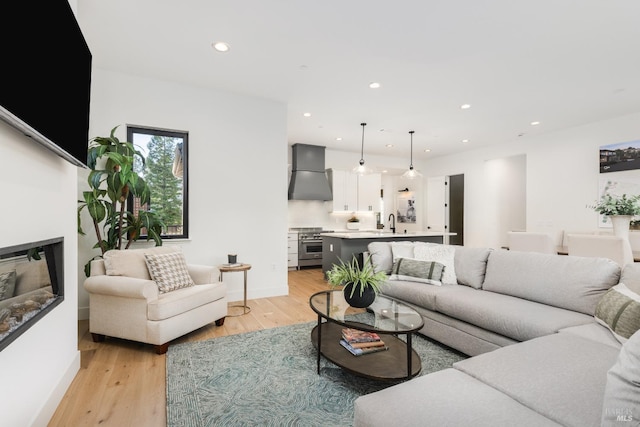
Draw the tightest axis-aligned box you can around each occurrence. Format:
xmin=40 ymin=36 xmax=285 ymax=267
xmin=0 ymin=270 xmax=17 ymax=300
xmin=144 ymin=252 xmax=195 ymax=293
xmin=414 ymin=244 xmax=458 ymax=285
xmin=389 ymin=258 xmax=445 ymax=286
xmin=595 ymin=283 xmax=640 ymax=343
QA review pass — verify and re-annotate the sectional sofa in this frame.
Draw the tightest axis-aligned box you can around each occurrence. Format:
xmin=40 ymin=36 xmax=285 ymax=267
xmin=353 ymin=242 xmax=640 ymax=427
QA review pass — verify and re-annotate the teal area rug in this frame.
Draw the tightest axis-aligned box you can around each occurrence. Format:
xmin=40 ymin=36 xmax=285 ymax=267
xmin=166 ymin=321 xmax=466 ymax=427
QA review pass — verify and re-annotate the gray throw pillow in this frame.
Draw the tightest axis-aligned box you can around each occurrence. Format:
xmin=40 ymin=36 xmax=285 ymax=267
xmin=389 ymin=258 xmax=445 ymax=286
xmin=601 ymin=330 xmax=640 ymax=426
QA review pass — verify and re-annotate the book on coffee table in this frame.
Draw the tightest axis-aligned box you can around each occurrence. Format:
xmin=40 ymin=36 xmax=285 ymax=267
xmin=341 ymin=328 xmax=381 ymax=343
xmin=340 ymin=339 xmax=388 ymax=356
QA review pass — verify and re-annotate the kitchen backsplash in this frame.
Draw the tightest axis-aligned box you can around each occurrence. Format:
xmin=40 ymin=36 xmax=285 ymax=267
xmin=287 ymin=200 xmax=378 ymax=230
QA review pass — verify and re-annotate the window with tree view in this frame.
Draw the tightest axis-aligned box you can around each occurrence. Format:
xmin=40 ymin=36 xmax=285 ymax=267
xmin=127 ymin=126 xmax=188 ymax=239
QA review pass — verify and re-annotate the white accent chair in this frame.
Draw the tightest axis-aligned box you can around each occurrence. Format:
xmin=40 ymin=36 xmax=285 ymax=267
xmin=84 ymin=246 xmax=227 ymax=354
xmin=567 ymin=234 xmax=633 ymax=268
xmin=507 ymin=231 xmax=556 ymax=254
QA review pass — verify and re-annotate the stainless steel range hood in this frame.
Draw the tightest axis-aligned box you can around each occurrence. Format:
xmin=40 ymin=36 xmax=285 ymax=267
xmin=288 ymin=143 xmax=333 ymax=200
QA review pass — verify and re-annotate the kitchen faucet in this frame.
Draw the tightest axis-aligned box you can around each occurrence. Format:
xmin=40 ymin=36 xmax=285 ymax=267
xmin=388 ymin=213 xmax=396 ymax=234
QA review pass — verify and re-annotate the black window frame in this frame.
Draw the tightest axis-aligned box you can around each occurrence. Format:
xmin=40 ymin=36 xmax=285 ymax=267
xmin=126 ymin=125 xmax=189 ymax=240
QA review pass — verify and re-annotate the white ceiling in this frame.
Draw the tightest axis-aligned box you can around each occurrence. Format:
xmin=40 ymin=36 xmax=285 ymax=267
xmin=78 ymin=0 xmax=640 ymax=160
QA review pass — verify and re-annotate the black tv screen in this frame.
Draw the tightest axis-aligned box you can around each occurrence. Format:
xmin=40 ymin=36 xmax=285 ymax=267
xmin=0 ymin=1 xmax=91 ymax=167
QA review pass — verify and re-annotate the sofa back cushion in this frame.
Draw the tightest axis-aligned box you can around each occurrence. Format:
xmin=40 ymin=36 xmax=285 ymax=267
xmin=367 ymin=242 xmax=394 ymax=274
xmin=454 ymin=246 xmax=492 ymax=289
xmin=103 ymin=246 xmax=181 ymax=280
xmin=482 ymin=250 xmax=620 ymax=315
xmin=619 ymin=263 xmax=640 ymax=295
xmin=368 ymin=242 xmax=492 ymax=288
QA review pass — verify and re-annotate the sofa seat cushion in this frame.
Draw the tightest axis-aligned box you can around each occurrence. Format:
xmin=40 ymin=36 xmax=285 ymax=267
xmin=148 ymin=282 xmax=226 ymax=321
xmin=435 ymin=288 xmax=594 ymax=341
xmin=558 ymin=323 xmax=622 ymax=350
xmin=453 ymin=333 xmax=620 ymax=427
xmin=482 ymin=250 xmax=620 ymax=315
xmin=354 ymin=368 xmax=561 ymax=427
xmin=381 ymin=280 xmax=461 ymax=311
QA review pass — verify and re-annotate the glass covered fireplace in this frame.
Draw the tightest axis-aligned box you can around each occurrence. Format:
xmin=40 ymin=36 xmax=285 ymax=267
xmin=0 ymin=237 xmax=64 ymax=352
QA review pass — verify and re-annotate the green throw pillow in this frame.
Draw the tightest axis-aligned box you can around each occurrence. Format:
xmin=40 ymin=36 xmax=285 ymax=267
xmin=389 ymin=258 xmax=445 ymax=286
xmin=595 ymin=283 xmax=640 ymax=343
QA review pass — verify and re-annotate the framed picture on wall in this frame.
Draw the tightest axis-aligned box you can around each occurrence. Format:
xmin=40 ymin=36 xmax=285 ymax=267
xmin=397 ymin=192 xmax=416 ymax=223
xmin=600 ymin=139 xmax=640 ymax=173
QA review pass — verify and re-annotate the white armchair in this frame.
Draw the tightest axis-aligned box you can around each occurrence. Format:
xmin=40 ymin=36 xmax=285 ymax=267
xmin=84 ymin=246 xmax=227 ymax=354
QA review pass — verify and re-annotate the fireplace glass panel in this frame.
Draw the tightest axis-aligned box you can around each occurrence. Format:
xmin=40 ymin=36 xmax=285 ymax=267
xmin=0 ymin=237 xmax=63 ymax=351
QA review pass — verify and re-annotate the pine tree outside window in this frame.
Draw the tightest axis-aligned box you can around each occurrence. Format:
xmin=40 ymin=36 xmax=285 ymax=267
xmin=127 ymin=126 xmax=189 ymax=239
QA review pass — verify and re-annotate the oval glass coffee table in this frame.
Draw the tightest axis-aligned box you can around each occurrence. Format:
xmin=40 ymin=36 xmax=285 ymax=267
xmin=309 ymin=290 xmax=424 ymax=381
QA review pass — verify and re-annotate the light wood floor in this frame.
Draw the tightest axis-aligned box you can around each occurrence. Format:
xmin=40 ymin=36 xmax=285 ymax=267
xmin=48 ymin=268 xmax=330 ymax=427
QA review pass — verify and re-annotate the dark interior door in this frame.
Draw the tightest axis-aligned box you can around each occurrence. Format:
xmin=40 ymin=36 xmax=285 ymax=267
xmin=449 ymin=174 xmax=464 ymax=246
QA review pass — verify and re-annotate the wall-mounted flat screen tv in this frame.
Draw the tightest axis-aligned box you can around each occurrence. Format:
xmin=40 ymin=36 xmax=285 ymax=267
xmin=0 ymin=1 xmax=91 ymax=168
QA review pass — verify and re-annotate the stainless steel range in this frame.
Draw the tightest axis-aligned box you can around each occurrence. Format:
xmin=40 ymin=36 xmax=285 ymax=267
xmin=290 ymin=227 xmax=330 ymax=268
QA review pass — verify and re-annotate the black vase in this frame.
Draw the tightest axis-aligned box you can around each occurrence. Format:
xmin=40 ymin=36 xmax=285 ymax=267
xmin=343 ymin=283 xmax=376 ymax=308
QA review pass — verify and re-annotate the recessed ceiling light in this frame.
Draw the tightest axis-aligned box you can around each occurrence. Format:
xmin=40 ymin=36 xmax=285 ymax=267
xmin=212 ymin=42 xmax=230 ymax=52
xmin=303 ymin=112 xmax=312 ymax=117
xmin=460 ymin=104 xmax=471 ymax=109
xmin=369 ymin=82 xmax=381 ymax=89
xmin=424 ymin=149 xmax=431 ymax=153
xmin=335 ymin=137 xmax=343 ymax=141
xmin=382 ymin=170 xmax=388 ymax=173
xmin=386 ymin=144 xmax=394 ymax=148
xmin=530 ymin=121 xmax=540 ymax=126
xmin=461 ymin=139 xmax=469 ymax=143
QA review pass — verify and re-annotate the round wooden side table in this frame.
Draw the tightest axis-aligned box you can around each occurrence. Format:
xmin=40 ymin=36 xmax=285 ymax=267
xmin=218 ymin=263 xmax=252 ymax=316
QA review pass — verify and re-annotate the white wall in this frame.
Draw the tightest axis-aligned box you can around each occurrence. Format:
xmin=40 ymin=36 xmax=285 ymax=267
xmin=0 ymin=122 xmax=80 ymax=426
xmin=418 ymin=112 xmax=640 ymax=248
xmin=78 ymin=69 xmax=289 ymax=317
xmin=483 ymin=154 xmax=527 ymax=248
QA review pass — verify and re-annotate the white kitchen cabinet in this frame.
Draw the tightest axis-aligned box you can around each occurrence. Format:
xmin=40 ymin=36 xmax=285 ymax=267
xmin=357 ymin=173 xmax=381 ymax=211
xmin=328 ymin=169 xmax=358 ymax=212
xmin=287 ymin=232 xmax=299 ymax=269
xmin=328 ymin=169 xmax=381 ymax=212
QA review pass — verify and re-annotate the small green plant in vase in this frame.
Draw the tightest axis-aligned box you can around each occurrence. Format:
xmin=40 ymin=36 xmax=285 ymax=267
xmin=346 ymin=212 xmax=360 ymax=230
xmin=326 ymin=255 xmax=387 ymax=308
xmin=589 ymin=193 xmax=640 ymax=238
xmin=590 ymin=193 xmax=640 ymax=216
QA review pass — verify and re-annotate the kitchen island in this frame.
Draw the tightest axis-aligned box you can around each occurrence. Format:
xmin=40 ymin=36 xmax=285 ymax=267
xmin=320 ymin=231 xmax=456 ymax=275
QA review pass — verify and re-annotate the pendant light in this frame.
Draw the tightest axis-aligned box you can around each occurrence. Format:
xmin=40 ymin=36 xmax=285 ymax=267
xmin=353 ymin=122 xmax=373 ymax=175
xmin=401 ymin=130 xmax=423 ymax=179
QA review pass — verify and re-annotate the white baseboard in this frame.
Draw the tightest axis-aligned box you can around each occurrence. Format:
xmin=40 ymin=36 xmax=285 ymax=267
xmin=227 ymin=285 xmax=288 ymax=303
xmin=31 ymin=350 xmax=81 ymax=426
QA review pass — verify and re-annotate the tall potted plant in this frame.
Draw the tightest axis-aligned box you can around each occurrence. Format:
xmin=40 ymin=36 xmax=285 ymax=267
xmin=326 ymin=255 xmax=387 ymax=308
xmin=590 ymin=193 xmax=640 ymax=238
xmin=78 ymin=126 xmax=165 ymax=275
